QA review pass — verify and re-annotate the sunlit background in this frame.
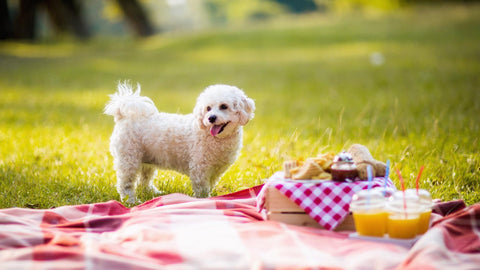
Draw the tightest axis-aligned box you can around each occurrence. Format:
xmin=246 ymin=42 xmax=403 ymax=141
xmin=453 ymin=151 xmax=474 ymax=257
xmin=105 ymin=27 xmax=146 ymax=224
xmin=1 ymin=0 xmax=479 ymax=207
xmin=2 ymin=0 xmax=417 ymax=40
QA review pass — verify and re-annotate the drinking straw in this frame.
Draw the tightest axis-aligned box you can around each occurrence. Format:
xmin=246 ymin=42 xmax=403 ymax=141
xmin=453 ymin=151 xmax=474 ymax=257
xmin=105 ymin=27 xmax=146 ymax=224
xmin=384 ymin=159 xmax=390 ymax=196
xmin=367 ymin=165 xmax=373 ymax=208
xmin=416 ymin=165 xmax=425 ymax=195
xmin=367 ymin=165 xmax=373 ymax=191
xmin=396 ymin=169 xmax=407 ymax=218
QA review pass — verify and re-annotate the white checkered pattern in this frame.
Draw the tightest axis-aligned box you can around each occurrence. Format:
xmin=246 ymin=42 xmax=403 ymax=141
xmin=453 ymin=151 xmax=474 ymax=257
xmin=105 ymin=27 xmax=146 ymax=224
xmin=258 ymin=172 xmax=396 ymax=230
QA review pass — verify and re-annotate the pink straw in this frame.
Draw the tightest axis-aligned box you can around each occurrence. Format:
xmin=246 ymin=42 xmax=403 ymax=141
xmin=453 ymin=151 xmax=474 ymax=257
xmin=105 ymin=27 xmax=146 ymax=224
xmin=416 ymin=166 xmax=425 ymax=195
xmin=396 ymin=169 xmax=408 ymax=218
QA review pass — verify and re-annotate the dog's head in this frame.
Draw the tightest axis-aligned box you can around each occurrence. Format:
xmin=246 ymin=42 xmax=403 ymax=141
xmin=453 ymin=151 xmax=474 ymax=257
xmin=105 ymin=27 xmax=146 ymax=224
xmin=193 ymin=84 xmax=255 ymax=138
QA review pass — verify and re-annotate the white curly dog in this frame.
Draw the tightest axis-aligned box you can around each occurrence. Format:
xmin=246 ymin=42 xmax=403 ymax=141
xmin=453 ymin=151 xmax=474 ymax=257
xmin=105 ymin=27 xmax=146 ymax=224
xmin=104 ymin=82 xmax=255 ymax=203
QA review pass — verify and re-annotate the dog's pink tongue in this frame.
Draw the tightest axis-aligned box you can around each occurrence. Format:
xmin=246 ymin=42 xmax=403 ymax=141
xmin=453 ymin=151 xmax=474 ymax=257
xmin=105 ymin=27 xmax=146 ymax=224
xmin=210 ymin=125 xmax=222 ymax=136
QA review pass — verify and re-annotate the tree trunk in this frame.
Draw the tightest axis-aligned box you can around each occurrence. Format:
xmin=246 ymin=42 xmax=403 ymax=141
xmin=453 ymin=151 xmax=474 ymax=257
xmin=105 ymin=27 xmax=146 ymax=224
xmin=14 ymin=0 xmax=40 ymax=40
xmin=43 ymin=0 xmax=90 ymax=40
xmin=0 ymin=0 xmax=14 ymax=39
xmin=116 ymin=0 xmax=154 ymax=37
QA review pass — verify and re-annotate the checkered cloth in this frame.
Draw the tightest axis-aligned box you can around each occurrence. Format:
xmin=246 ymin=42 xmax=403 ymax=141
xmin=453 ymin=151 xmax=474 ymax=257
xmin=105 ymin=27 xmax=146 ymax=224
xmin=257 ymin=172 xmax=396 ymax=230
xmin=1 ymin=187 xmax=479 ymax=269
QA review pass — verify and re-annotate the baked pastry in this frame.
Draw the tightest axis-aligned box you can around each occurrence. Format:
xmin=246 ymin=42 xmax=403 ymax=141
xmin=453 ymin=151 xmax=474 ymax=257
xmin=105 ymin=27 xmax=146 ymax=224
xmin=331 ymin=151 xmax=358 ymax=181
xmin=347 ymin=144 xmax=386 ymax=180
xmin=292 ymin=159 xmax=324 ymax=180
xmin=283 ymin=152 xmax=335 ymax=180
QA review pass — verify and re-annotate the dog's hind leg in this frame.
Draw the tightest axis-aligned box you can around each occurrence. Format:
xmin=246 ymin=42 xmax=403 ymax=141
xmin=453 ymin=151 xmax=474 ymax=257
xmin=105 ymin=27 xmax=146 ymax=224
xmin=113 ymin=150 xmax=144 ymax=204
xmin=139 ymin=164 xmax=162 ymax=195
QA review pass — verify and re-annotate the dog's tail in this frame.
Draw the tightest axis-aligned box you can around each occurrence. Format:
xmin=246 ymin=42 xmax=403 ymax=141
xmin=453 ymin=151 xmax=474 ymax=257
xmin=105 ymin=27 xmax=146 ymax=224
xmin=104 ymin=82 xmax=158 ymax=122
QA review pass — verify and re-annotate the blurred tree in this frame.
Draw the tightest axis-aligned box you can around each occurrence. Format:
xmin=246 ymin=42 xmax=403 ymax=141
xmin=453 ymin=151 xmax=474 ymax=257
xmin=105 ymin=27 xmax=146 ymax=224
xmin=13 ymin=0 xmax=37 ymax=40
xmin=6 ymin=0 xmax=89 ymax=40
xmin=42 ymin=0 xmax=89 ymax=39
xmin=0 ymin=0 xmax=14 ymax=39
xmin=1 ymin=0 xmax=154 ymax=41
xmin=116 ymin=0 xmax=154 ymax=37
xmin=272 ymin=0 xmax=319 ymax=13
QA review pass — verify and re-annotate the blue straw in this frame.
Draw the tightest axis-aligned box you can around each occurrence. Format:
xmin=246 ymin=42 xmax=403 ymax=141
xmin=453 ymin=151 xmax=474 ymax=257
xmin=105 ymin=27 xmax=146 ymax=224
xmin=384 ymin=159 xmax=390 ymax=196
xmin=367 ymin=165 xmax=373 ymax=207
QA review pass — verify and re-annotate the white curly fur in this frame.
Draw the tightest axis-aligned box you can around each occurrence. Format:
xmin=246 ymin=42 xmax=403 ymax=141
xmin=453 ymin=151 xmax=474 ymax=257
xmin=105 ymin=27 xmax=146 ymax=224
xmin=104 ymin=82 xmax=255 ymax=203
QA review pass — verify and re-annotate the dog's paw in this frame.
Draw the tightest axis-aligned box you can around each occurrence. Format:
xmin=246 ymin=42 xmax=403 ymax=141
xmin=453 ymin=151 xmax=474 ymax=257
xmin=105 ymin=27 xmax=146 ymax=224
xmin=121 ymin=195 xmax=140 ymax=206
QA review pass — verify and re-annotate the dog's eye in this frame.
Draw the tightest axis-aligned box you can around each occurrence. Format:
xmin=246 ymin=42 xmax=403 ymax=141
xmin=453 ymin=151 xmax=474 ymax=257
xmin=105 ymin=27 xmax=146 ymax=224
xmin=220 ymin=104 xmax=228 ymax=110
xmin=206 ymin=106 xmax=211 ymax=112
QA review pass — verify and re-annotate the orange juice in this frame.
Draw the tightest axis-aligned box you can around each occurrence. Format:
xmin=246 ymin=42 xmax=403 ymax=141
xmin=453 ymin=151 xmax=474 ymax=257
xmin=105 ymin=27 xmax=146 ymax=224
xmin=353 ymin=211 xmax=388 ymax=237
xmin=415 ymin=189 xmax=433 ymax=234
xmin=417 ymin=209 xmax=431 ymax=234
xmin=387 ymin=191 xmax=423 ymax=239
xmin=350 ymin=190 xmax=387 ymax=237
xmin=387 ymin=214 xmax=420 ymax=239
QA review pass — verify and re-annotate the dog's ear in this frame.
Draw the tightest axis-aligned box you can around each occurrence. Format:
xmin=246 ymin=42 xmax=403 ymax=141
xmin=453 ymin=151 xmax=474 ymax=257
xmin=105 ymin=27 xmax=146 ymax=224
xmin=193 ymin=103 xmax=207 ymax=130
xmin=236 ymin=95 xmax=255 ymax=126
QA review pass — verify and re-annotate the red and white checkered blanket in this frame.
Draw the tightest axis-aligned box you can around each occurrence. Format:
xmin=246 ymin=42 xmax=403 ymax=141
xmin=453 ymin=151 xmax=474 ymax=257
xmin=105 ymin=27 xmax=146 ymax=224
xmin=257 ymin=172 xmax=397 ymax=230
xmin=1 ymin=186 xmax=479 ymax=269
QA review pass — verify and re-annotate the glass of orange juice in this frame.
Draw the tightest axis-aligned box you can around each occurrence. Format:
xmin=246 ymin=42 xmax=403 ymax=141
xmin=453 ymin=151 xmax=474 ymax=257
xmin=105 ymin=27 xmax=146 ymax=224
xmin=350 ymin=190 xmax=388 ymax=237
xmin=386 ymin=192 xmax=422 ymax=239
xmin=414 ymin=189 xmax=433 ymax=234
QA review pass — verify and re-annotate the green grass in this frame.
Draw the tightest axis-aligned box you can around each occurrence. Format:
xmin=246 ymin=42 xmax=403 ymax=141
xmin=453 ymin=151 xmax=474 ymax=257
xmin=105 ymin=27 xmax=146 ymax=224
xmin=0 ymin=4 xmax=479 ymax=208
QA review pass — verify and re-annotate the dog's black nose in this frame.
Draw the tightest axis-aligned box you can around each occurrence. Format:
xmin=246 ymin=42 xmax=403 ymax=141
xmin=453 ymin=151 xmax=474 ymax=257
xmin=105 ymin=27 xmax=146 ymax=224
xmin=208 ymin=115 xmax=217 ymax=123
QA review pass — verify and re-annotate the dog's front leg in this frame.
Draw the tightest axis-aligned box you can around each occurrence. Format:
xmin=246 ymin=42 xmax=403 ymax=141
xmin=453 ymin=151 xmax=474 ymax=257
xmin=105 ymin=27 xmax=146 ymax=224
xmin=189 ymin=170 xmax=214 ymax=198
xmin=191 ymin=179 xmax=212 ymax=198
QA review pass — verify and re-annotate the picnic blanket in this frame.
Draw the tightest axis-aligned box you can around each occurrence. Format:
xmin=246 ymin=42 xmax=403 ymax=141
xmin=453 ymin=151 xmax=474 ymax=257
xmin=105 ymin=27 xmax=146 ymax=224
xmin=0 ymin=185 xmax=479 ymax=269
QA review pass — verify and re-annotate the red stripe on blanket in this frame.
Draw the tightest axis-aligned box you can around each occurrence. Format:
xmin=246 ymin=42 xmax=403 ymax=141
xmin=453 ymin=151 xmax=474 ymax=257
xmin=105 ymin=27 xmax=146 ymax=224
xmin=432 ymin=204 xmax=480 ymax=253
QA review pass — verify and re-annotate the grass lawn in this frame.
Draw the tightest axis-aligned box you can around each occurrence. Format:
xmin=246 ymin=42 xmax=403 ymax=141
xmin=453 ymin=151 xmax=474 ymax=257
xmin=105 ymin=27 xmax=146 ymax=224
xmin=0 ymin=4 xmax=479 ymax=208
